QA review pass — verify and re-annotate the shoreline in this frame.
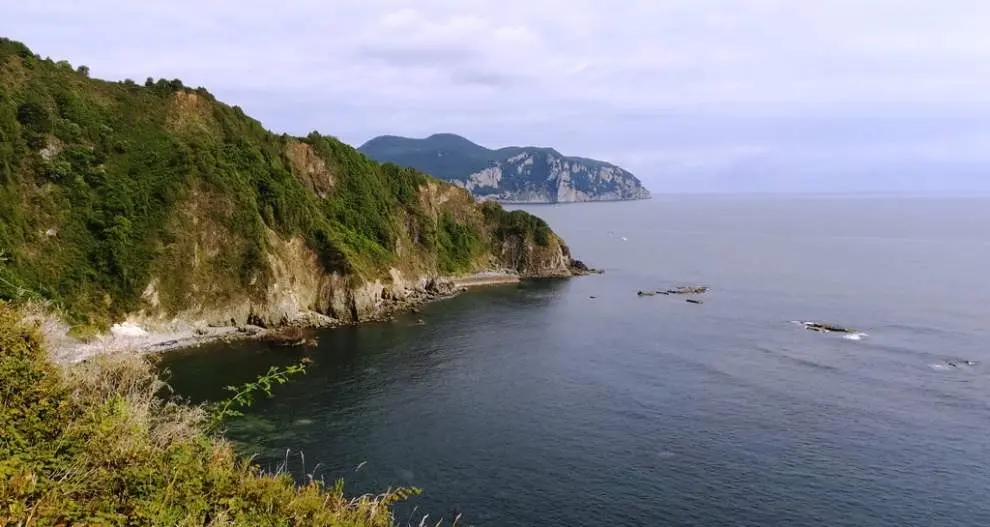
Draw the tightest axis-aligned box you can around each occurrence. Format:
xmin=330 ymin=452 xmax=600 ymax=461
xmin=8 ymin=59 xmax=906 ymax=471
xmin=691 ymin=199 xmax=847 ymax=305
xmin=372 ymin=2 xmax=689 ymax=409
xmin=452 ymin=271 xmax=521 ymax=288
xmin=48 ymin=270 xmax=529 ymax=364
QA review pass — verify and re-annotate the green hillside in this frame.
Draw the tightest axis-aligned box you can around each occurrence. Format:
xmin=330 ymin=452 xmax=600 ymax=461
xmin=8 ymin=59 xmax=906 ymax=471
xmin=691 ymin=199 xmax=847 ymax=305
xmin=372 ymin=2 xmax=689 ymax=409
xmin=0 ymin=38 xmax=564 ymax=329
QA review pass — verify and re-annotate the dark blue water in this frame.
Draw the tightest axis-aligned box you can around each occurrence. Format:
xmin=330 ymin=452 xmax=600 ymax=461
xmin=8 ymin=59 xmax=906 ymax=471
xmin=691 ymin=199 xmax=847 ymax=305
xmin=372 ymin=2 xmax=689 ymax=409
xmin=162 ymin=196 xmax=990 ymax=526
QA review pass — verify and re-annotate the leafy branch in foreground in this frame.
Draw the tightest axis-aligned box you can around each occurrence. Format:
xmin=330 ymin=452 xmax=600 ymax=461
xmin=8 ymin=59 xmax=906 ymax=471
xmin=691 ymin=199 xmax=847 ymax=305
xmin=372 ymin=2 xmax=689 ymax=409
xmin=208 ymin=363 xmax=307 ymax=429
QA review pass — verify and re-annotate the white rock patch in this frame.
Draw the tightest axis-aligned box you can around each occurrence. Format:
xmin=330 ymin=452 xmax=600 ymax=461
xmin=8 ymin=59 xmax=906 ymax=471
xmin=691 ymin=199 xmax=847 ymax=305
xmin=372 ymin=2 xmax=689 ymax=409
xmin=110 ymin=322 xmax=148 ymax=337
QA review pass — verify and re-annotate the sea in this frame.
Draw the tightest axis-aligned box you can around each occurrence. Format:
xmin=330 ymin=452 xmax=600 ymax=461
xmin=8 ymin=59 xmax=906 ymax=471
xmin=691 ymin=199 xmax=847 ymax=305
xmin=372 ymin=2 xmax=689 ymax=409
xmin=161 ymin=195 xmax=990 ymax=526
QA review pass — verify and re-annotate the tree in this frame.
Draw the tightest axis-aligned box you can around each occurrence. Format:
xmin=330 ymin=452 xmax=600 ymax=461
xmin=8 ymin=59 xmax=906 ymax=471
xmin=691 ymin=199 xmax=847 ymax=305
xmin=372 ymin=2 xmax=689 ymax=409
xmin=16 ymin=101 xmax=51 ymax=132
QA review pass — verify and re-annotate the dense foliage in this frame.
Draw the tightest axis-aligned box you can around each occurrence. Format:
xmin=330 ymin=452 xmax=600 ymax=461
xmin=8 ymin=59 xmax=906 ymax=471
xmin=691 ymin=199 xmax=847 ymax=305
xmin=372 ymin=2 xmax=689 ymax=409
xmin=0 ymin=302 xmax=415 ymax=526
xmin=0 ymin=38 xmax=559 ymax=327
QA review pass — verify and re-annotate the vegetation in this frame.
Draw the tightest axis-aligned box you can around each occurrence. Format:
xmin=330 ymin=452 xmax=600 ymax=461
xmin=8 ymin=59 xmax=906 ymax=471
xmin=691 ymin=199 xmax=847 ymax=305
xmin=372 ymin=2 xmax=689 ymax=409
xmin=0 ymin=38 xmax=562 ymax=329
xmin=0 ymin=302 xmax=417 ymax=526
xmin=207 ymin=363 xmax=308 ymax=430
xmin=481 ymin=202 xmax=552 ymax=247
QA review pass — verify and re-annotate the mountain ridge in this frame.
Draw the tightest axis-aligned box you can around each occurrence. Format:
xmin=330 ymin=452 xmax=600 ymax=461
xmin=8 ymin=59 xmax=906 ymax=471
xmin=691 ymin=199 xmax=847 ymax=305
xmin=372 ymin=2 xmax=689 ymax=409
xmin=359 ymin=133 xmax=651 ymax=203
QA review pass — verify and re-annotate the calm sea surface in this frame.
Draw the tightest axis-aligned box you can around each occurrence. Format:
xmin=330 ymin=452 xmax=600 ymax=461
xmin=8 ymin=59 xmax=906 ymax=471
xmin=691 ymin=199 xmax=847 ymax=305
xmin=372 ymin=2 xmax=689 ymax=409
xmin=162 ymin=196 xmax=990 ymax=526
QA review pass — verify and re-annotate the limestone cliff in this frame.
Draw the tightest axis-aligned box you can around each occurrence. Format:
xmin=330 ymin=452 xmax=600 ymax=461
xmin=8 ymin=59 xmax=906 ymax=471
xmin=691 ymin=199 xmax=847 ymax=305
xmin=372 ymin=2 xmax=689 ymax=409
xmin=358 ymin=133 xmax=651 ymax=203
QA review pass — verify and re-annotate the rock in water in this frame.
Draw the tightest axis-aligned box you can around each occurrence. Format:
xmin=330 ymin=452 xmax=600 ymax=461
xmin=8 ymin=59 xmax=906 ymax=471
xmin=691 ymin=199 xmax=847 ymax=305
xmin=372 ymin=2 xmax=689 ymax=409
xmin=801 ymin=321 xmax=855 ymax=333
xmin=569 ymin=258 xmax=604 ymax=275
xmin=686 ymin=299 xmax=704 ymax=305
xmin=666 ymin=286 xmax=709 ymax=295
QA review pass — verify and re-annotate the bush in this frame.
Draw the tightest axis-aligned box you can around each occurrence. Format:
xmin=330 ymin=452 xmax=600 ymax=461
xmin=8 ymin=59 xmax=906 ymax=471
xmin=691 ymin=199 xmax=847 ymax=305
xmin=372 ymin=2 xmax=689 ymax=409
xmin=0 ymin=302 xmax=415 ymax=526
xmin=16 ymin=101 xmax=51 ymax=133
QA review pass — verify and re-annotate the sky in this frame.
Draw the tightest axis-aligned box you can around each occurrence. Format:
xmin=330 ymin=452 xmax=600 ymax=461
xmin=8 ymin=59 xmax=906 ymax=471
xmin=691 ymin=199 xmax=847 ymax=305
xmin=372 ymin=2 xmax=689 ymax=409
xmin=4 ymin=0 xmax=990 ymax=193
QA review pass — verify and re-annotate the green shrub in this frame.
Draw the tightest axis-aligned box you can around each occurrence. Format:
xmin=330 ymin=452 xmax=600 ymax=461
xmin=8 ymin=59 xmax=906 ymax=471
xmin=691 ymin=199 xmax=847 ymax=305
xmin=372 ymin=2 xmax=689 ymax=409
xmin=0 ymin=302 xmax=416 ymax=526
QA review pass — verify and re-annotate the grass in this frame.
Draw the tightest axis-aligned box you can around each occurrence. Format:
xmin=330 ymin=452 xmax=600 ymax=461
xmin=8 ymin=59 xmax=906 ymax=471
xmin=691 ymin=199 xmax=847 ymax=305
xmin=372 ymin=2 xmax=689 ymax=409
xmin=0 ymin=302 xmax=419 ymax=526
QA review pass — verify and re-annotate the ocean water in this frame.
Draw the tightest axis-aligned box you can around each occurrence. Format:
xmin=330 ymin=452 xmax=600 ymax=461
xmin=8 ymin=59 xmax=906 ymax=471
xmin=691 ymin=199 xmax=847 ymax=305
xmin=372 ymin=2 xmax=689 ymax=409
xmin=162 ymin=196 xmax=990 ymax=526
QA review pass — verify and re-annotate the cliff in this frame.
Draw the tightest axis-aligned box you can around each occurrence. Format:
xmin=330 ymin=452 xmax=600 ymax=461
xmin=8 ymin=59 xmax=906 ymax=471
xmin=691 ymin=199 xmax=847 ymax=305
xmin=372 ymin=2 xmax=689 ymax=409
xmin=358 ymin=133 xmax=651 ymax=203
xmin=0 ymin=38 xmax=582 ymax=334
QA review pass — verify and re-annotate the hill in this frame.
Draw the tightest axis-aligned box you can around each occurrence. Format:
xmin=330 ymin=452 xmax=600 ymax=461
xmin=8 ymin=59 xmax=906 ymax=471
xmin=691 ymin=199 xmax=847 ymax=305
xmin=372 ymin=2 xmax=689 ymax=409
xmin=0 ymin=38 xmax=584 ymax=335
xmin=359 ymin=133 xmax=651 ymax=203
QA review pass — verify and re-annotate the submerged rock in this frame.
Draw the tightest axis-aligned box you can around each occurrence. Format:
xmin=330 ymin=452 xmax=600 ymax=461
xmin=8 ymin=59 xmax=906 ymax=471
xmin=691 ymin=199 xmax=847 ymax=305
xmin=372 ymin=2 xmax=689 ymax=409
xmin=685 ymin=299 xmax=704 ymax=305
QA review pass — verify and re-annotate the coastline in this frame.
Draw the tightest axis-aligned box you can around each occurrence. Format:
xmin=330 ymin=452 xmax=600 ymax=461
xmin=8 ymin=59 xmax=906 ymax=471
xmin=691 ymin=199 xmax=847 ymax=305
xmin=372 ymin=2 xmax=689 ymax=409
xmin=452 ymin=270 xmax=521 ymax=287
xmin=46 ymin=270 xmax=529 ymax=364
xmin=487 ymin=195 xmax=652 ymax=205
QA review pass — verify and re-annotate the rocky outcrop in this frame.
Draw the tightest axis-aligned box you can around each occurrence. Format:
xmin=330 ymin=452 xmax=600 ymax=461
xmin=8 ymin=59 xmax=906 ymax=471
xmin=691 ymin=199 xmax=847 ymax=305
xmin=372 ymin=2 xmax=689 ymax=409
xmin=126 ymin=228 xmax=576 ymax=333
xmin=358 ymin=133 xmax=651 ymax=203
xmin=473 ymin=150 xmax=651 ymax=203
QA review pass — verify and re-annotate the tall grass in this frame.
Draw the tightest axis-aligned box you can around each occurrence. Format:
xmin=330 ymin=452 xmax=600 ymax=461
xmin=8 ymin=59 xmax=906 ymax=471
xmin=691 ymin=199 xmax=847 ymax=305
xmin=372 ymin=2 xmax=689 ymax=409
xmin=0 ymin=302 xmax=418 ymax=526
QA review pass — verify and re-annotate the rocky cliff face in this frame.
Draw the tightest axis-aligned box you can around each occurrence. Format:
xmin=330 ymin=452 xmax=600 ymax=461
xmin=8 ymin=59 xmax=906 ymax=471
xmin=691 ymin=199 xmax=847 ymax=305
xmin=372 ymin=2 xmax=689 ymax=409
xmin=129 ymin=185 xmax=578 ymax=331
xmin=461 ymin=149 xmax=651 ymax=203
xmin=359 ymin=133 xmax=651 ymax=203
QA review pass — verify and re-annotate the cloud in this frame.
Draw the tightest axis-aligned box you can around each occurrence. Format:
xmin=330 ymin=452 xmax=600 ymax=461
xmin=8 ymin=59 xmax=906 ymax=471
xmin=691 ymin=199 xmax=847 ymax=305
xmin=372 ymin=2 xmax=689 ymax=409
xmin=3 ymin=0 xmax=990 ymax=191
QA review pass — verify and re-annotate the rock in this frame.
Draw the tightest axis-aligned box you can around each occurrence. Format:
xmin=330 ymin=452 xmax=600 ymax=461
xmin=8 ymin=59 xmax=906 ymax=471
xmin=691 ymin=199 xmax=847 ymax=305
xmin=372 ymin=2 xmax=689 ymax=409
xmin=947 ymin=359 xmax=978 ymax=368
xmin=416 ymin=319 xmax=426 ymax=326
xmin=686 ymin=299 xmax=704 ymax=305
xmin=425 ymin=277 xmax=456 ymax=295
xmin=265 ymin=327 xmax=309 ymax=347
xmin=637 ymin=290 xmax=657 ymax=297
xmin=288 ymin=311 xmax=336 ymax=329
xmin=110 ymin=322 xmax=147 ymax=337
xmin=589 ymin=295 xmax=597 ymax=299
xmin=194 ymin=328 xmax=208 ymax=336
xmin=666 ymin=286 xmax=709 ymax=295
xmin=569 ymin=258 xmax=604 ymax=275
xmin=411 ymin=308 xmax=420 ymax=314
xmin=801 ymin=321 xmax=854 ymax=334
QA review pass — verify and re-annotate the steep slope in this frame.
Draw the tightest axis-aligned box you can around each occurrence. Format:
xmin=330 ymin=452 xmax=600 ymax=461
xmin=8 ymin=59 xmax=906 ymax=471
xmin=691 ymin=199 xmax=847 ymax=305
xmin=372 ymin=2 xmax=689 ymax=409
xmin=0 ymin=38 xmax=583 ymax=332
xmin=359 ymin=133 xmax=651 ymax=203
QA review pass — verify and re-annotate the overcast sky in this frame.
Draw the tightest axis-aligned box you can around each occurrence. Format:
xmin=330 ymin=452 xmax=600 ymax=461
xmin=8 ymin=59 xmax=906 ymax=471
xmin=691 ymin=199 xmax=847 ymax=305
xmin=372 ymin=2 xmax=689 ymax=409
xmin=5 ymin=1 xmax=990 ymax=192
